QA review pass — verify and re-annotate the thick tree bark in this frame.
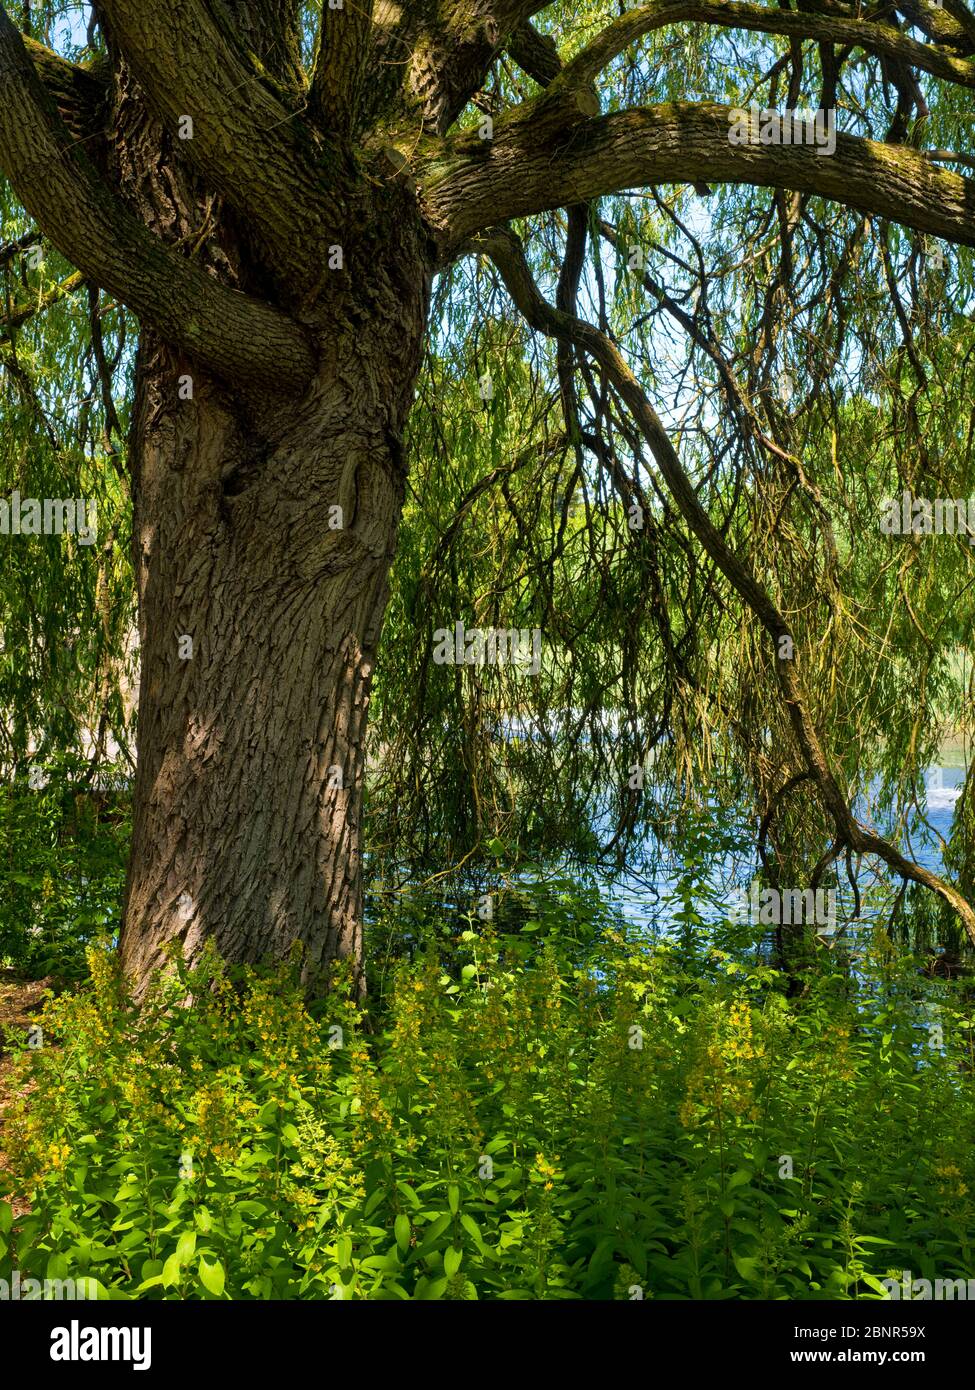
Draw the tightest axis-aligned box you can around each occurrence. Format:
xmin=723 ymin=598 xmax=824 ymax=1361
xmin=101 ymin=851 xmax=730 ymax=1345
xmin=102 ymin=48 xmax=433 ymax=1000
xmin=119 ymin=329 xmax=427 ymax=998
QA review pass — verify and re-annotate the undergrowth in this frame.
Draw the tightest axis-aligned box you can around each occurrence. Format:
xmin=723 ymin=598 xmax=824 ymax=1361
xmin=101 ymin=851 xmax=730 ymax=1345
xmin=2 ymin=915 xmax=974 ymax=1300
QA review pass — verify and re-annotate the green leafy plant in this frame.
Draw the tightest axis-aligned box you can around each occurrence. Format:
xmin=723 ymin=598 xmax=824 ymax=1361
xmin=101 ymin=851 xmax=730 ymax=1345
xmin=3 ymin=901 xmax=973 ymax=1301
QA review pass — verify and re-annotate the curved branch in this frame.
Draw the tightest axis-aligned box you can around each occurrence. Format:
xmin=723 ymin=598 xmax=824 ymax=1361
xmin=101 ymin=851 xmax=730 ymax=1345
xmin=475 ymin=224 xmax=975 ymax=946
xmin=423 ymin=102 xmax=975 ymax=253
xmin=0 ymin=6 xmax=315 ymax=393
xmin=560 ymin=1 xmax=975 ymax=90
xmin=757 ymin=771 xmax=814 ymax=876
xmin=0 ymin=270 xmax=86 ymax=340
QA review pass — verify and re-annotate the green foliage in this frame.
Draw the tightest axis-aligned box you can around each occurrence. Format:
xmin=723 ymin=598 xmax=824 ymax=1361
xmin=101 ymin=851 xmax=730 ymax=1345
xmin=1 ymin=183 xmax=136 ymax=781
xmin=3 ymin=909 xmax=974 ymax=1300
xmin=0 ymin=761 xmax=129 ymax=979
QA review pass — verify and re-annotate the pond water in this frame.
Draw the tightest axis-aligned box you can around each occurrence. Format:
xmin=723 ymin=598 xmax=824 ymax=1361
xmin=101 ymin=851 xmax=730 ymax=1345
xmin=368 ymin=740 xmax=970 ymax=953
xmin=602 ymin=750 xmax=967 ymax=940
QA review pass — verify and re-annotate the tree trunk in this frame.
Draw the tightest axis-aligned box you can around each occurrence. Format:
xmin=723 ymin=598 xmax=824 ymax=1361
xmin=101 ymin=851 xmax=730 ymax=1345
xmin=108 ymin=61 xmax=433 ymax=996
xmin=119 ymin=287 xmax=429 ymax=996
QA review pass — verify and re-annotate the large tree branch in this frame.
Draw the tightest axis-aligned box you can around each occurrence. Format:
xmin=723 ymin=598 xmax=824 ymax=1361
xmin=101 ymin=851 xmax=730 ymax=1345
xmin=897 ymin=0 xmax=975 ymax=54
xmin=477 ymin=223 xmax=975 ymax=946
xmin=94 ymin=0 xmax=341 ymax=284
xmin=363 ymin=0 xmax=546 ymax=134
xmin=309 ymin=0 xmax=374 ymax=136
xmin=212 ymin=0 xmax=306 ymax=82
xmin=422 ymin=102 xmax=975 ymax=253
xmin=0 ymin=6 xmax=315 ymax=393
xmin=505 ymin=18 xmax=562 ymax=86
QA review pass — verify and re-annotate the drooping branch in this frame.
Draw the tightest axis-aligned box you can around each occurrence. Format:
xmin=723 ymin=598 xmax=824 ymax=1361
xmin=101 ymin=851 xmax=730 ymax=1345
xmin=309 ymin=0 xmax=374 ymax=136
xmin=476 ymin=223 xmax=975 ymax=946
xmin=0 ymin=270 xmax=86 ymax=340
xmin=498 ymin=4 xmax=790 ymax=470
xmin=86 ymin=283 xmax=125 ymax=460
xmin=94 ymin=0 xmax=340 ymax=284
xmin=0 ymin=5 xmax=315 ymax=393
xmin=423 ymin=103 xmax=975 ymax=253
xmin=0 ymin=338 xmax=59 ymax=445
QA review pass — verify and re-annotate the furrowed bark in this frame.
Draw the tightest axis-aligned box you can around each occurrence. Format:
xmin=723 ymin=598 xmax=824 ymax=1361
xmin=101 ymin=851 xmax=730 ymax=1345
xmin=120 ymin=252 xmax=433 ymax=996
xmin=506 ymin=19 xmax=563 ymax=86
xmin=215 ymin=0 xmax=306 ymax=83
xmin=0 ymin=4 xmax=315 ymax=392
xmin=362 ymin=0 xmax=545 ymax=134
xmin=109 ymin=39 xmax=435 ymax=998
xmin=121 ymin=358 xmax=416 ymax=999
xmin=479 ymin=225 xmax=975 ymax=947
xmin=897 ymin=0 xmax=975 ymax=53
xmin=25 ymin=36 xmax=109 ymax=143
xmin=424 ymin=104 xmax=975 ymax=253
xmin=94 ymin=0 xmax=341 ymax=285
xmin=310 ymin=0 xmax=375 ymax=136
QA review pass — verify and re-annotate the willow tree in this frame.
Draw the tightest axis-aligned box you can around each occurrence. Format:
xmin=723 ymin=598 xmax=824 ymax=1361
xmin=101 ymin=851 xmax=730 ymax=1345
xmin=3 ymin=0 xmax=975 ymax=994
